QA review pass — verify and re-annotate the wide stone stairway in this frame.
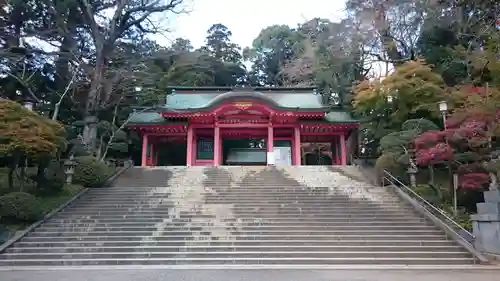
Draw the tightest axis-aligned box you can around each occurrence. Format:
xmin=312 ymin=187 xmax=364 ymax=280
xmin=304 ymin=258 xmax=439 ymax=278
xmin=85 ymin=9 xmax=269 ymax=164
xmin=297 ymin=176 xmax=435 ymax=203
xmin=0 ymin=166 xmax=477 ymax=267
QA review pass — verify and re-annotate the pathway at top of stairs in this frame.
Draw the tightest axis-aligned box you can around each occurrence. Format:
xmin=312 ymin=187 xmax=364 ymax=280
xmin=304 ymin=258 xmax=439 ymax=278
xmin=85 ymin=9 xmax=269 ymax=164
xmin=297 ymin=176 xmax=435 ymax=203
xmin=0 ymin=165 xmax=481 ymax=268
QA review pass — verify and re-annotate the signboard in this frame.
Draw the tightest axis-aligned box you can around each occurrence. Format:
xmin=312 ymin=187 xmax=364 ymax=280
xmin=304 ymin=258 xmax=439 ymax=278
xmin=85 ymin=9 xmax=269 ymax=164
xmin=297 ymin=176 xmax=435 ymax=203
xmin=273 ymin=146 xmax=292 ymax=165
xmin=266 ymin=151 xmax=275 ymax=165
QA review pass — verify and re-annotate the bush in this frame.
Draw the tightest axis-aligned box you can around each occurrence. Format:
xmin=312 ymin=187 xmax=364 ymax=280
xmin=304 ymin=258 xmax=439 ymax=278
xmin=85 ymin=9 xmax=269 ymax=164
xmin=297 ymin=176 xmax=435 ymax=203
xmin=31 ymin=161 xmax=66 ymax=195
xmin=74 ymin=156 xmax=114 ymax=188
xmin=0 ymin=192 xmax=43 ymax=221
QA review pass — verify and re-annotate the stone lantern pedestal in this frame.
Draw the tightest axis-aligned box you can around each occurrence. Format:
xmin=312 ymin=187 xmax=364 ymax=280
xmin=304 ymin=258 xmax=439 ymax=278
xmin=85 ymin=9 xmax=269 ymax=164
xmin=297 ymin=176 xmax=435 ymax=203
xmin=64 ymin=155 xmax=77 ymax=184
xmin=471 ymin=189 xmax=500 ymax=255
xmin=407 ymin=167 xmax=418 ymax=188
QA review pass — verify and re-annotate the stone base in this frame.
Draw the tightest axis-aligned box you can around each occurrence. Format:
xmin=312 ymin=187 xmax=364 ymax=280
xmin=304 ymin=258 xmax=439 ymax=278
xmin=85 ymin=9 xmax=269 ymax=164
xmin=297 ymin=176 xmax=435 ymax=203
xmin=484 ymin=190 xmax=500 ymax=203
xmin=472 ymin=189 xmax=500 ymax=255
xmin=477 ymin=203 xmax=500 ymax=214
xmin=472 ymin=218 xmax=500 ymax=255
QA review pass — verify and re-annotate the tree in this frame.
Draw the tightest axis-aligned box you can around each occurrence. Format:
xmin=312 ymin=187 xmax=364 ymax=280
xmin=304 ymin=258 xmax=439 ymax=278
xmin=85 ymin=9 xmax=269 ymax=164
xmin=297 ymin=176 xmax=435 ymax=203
xmin=0 ymin=99 xmax=65 ymax=189
xmin=375 ymin=118 xmax=439 ymax=173
xmin=199 ymin=24 xmax=247 ymax=86
xmin=353 ymin=59 xmax=446 ymax=157
xmin=244 ymin=25 xmax=304 ymax=86
xmin=73 ymin=0 xmax=185 ymax=151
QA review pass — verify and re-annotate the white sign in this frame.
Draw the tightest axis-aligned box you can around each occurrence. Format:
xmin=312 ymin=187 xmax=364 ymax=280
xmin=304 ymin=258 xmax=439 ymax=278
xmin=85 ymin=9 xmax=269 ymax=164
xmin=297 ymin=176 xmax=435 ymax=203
xmin=273 ymin=146 xmax=292 ymax=165
xmin=266 ymin=151 xmax=275 ymax=165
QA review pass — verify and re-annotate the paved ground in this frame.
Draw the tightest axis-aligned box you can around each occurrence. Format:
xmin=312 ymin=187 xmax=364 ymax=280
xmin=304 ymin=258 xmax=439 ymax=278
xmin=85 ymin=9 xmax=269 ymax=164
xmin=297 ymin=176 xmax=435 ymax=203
xmin=2 ymin=268 xmax=500 ymax=281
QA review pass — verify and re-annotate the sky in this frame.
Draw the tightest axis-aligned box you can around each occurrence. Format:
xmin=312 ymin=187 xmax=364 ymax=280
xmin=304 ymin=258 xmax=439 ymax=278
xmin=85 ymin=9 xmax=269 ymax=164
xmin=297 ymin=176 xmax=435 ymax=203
xmin=163 ymin=0 xmax=347 ymax=49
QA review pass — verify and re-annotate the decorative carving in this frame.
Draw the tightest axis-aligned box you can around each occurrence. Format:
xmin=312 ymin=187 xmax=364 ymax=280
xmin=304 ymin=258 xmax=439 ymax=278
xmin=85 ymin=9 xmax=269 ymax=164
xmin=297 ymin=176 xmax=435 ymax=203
xmin=233 ymin=102 xmax=252 ymax=110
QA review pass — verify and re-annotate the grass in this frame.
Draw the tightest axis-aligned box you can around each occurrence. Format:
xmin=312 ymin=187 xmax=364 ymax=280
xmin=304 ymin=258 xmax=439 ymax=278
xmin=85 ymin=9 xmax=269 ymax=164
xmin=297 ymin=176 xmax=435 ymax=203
xmin=0 ymin=168 xmax=85 ymax=242
xmin=35 ymin=184 xmax=84 ymax=214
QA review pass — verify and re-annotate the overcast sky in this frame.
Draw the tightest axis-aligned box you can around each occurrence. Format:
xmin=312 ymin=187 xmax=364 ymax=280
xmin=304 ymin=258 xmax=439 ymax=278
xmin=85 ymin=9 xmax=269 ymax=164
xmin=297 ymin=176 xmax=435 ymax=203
xmin=163 ymin=0 xmax=346 ymax=48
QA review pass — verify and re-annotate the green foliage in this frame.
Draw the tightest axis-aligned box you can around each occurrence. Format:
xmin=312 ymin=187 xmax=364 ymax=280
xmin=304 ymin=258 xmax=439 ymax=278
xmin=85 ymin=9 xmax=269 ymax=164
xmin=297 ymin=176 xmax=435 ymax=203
xmin=74 ymin=156 xmax=114 ymax=188
xmin=39 ymin=161 xmax=66 ymax=194
xmin=0 ymin=100 xmax=66 ymax=157
xmin=374 ymin=152 xmax=400 ymax=173
xmin=0 ymin=192 xmax=43 ymax=221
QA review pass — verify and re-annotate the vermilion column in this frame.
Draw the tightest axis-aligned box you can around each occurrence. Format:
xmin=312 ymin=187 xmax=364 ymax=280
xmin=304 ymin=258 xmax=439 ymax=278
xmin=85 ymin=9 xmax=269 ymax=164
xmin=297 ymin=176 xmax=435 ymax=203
xmin=149 ymin=144 xmax=154 ymax=166
xmin=192 ymin=133 xmax=197 ymax=165
xmin=293 ymin=127 xmax=301 ymax=165
xmin=154 ymin=146 xmax=159 ymax=166
xmin=267 ymin=125 xmax=274 ymax=165
xmin=213 ymin=126 xmax=220 ymax=166
xmin=186 ymin=126 xmax=193 ymax=166
xmin=340 ymin=133 xmax=347 ymax=165
xmin=141 ymin=133 xmax=148 ymax=167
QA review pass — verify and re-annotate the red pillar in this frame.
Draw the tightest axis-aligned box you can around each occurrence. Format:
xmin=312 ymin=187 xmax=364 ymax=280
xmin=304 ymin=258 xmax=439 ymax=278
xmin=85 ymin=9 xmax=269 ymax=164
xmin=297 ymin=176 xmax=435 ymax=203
xmin=141 ymin=133 xmax=148 ymax=168
xmin=150 ymin=143 xmax=155 ymax=166
xmin=154 ymin=146 xmax=159 ymax=166
xmin=192 ymin=133 xmax=197 ymax=165
xmin=340 ymin=133 xmax=347 ymax=165
xmin=186 ymin=126 xmax=193 ymax=166
xmin=293 ymin=127 xmax=301 ymax=165
xmin=267 ymin=125 xmax=274 ymax=165
xmin=213 ymin=126 xmax=220 ymax=166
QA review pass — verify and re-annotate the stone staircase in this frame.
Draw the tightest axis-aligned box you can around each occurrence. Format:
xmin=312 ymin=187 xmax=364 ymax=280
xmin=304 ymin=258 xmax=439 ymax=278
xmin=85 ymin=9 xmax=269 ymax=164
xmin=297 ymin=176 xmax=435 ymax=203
xmin=0 ymin=166 xmax=477 ymax=267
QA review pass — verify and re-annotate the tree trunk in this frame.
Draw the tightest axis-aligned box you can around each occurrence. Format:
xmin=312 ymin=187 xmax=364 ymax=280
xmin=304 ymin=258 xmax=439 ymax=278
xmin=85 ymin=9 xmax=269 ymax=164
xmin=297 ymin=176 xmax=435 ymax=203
xmin=7 ymin=155 xmax=19 ymax=190
xmin=7 ymin=168 xmax=14 ymax=190
xmin=82 ymin=57 xmax=105 ymax=153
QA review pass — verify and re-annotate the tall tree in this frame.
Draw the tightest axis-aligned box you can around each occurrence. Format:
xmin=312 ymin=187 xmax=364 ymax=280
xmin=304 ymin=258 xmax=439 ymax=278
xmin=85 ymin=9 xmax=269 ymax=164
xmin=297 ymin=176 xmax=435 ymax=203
xmin=199 ymin=24 xmax=247 ymax=86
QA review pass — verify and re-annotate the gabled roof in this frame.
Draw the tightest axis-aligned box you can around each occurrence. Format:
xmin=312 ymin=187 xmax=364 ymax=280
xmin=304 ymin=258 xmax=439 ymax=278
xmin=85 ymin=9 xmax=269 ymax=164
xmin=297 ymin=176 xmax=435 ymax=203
xmin=163 ymin=87 xmax=328 ymax=112
xmin=126 ymin=87 xmax=359 ymax=126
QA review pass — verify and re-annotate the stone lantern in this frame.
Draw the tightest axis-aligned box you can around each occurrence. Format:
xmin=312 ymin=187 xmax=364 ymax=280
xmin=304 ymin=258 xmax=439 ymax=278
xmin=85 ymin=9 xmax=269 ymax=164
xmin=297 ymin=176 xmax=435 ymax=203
xmin=64 ymin=154 xmax=77 ymax=184
xmin=407 ymin=166 xmax=418 ymax=188
xmin=22 ymin=96 xmax=36 ymax=111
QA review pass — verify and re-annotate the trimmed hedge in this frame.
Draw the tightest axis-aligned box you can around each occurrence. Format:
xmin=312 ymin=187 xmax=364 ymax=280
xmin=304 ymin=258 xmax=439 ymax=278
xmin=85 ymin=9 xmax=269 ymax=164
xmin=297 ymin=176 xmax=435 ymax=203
xmin=74 ymin=156 xmax=114 ymax=188
xmin=0 ymin=192 xmax=43 ymax=221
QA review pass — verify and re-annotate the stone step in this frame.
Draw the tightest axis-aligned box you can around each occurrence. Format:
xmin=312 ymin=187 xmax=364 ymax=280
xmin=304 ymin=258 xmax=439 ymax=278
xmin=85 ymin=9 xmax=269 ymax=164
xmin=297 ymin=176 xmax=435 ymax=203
xmin=10 ymin=240 xmax=458 ymax=248
xmin=57 ymin=206 xmax=415 ymax=213
xmin=50 ymin=214 xmax=427 ymax=220
xmin=33 ymin=225 xmax=439 ymax=233
xmin=61 ymin=206 xmax=414 ymax=213
xmin=0 ymin=251 xmax=472 ymax=260
xmin=20 ymin=234 xmax=449 ymax=242
xmin=5 ymin=245 xmax=466 ymax=254
xmin=40 ymin=220 xmax=432 ymax=227
xmin=0 ymin=257 xmax=476 ymax=266
xmin=78 ymin=194 xmax=399 ymax=200
xmin=83 ymin=186 xmax=390 ymax=190
xmin=83 ymin=187 xmax=388 ymax=191
xmin=69 ymin=204 xmax=409 ymax=210
xmin=53 ymin=211 xmax=418 ymax=217
xmin=74 ymin=199 xmax=405 ymax=204
xmin=26 ymin=229 xmax=444 ymax=237
xmin=75 ymin=198 xmax=403 ymax=204
xmin=44 ymin=218 xmax=430 ymax=225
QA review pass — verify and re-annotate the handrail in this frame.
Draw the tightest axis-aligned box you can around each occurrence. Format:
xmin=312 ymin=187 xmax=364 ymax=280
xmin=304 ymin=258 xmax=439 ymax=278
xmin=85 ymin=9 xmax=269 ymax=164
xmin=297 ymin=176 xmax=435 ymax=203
xmin=382 ymin=170 xmax=475 ymax=242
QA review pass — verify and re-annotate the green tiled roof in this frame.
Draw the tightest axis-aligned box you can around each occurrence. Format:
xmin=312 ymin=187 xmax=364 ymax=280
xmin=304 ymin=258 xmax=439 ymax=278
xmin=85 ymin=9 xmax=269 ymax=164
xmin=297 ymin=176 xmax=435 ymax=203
xmin=324 ymin=111 xmax=358 ymax=123
xmin=163 ymin=89 xmax=327 ymax=111
xmin=127 ymin=88 xmax=358 ymax=125
xmin=127 ymin=112 xmax=169 ymax=124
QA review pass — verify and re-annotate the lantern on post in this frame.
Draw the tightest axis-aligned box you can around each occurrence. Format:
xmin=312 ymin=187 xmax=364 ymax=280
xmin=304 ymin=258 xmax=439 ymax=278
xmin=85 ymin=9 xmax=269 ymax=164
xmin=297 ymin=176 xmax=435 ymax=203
xmin=438 ymin=100 xmax=456 ymax=214
xmin=64 ymin=154 xmax=77 ymax=184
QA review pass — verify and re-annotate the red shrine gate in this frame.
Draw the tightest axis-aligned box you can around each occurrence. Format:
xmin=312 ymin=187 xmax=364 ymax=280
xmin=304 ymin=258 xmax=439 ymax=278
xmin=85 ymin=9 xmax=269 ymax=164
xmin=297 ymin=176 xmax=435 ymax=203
xmin=129 ymin=100 xmax=358 ymax=167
